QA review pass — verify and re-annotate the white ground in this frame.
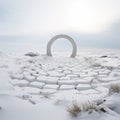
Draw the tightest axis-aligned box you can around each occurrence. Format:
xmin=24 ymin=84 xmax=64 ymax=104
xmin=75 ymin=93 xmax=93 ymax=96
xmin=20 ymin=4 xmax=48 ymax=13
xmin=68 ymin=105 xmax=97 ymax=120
xmin=0 ymin=49 xmax=120 ymax=120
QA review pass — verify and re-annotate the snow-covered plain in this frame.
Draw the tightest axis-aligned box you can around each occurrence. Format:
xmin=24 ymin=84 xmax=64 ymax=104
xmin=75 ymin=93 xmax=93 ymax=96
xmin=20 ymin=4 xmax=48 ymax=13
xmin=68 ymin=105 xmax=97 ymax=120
xmin=0 ymin=49 xmax=120 ymax=120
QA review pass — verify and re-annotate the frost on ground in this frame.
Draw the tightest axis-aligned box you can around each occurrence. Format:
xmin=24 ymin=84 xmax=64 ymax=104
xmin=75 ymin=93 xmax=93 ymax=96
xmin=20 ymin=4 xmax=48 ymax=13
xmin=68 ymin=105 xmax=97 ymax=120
xmin=0 ymin=49 xmax=120 ymax=120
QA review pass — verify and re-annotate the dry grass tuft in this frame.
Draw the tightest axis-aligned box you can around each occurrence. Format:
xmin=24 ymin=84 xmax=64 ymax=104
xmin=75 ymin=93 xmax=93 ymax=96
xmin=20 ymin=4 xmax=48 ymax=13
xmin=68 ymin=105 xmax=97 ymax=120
xmin=82 ymin=101 xmax=97 ymax=112
xmin=66 ymin=101 xmax=81 ymax=117
xmin=66 ymin=101 xmax=98 ymax=117
xmin=109 ymin=83 xmax=120 ymax=94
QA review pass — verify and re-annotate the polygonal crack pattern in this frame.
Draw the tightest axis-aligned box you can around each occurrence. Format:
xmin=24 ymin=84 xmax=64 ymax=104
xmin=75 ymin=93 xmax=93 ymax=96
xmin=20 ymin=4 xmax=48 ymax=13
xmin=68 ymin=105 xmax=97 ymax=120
xmin=9 ymin=56 xmax=120 ymax=98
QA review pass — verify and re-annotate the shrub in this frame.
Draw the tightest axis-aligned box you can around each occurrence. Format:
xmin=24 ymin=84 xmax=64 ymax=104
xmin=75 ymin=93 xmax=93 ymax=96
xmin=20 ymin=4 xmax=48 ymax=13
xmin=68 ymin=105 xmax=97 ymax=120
xmin=109 ymin=83 xmax=120 ymax=94
xmin=66 ymin=101 xmax=81 ymax=117
xmin=66 ymin=101 xmax=98 ymax=117
xmin=82 ymin=101 xmax=97 ymax=112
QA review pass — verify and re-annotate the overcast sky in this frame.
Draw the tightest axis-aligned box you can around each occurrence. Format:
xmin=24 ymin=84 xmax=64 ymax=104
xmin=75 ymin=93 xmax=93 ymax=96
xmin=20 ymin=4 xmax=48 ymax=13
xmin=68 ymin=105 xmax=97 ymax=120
xmin=0 ymin=0 xmax=120 ymax=49
xmin=0 ymin=0 xmax=120 ymax=35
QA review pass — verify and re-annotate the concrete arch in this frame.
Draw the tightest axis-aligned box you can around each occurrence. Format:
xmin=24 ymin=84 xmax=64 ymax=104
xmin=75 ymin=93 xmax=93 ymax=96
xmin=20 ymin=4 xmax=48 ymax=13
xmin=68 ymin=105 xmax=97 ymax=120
xmin=46 ymin=34 xmax=77 ymax=58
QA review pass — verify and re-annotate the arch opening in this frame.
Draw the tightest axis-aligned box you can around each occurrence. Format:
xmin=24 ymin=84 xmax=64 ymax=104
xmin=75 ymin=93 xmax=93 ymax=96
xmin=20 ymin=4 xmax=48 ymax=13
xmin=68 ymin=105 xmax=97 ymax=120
xmin=51 ymin=38 xmax=72 ymax=57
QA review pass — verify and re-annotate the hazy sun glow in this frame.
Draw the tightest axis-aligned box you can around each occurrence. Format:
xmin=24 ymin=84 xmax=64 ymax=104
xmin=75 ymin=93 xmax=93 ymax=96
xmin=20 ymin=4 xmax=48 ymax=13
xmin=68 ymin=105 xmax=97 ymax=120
xmin=66 ymin=0 xmax=116 ymax=33
xmin=67 ymin=1 xmax=96 ymax=33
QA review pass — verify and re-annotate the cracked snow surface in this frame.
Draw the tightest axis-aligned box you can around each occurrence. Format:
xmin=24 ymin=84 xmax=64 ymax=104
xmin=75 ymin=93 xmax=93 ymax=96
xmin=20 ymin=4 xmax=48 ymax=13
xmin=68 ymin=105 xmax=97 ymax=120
xmin=1 ymin=49 xmax=119 ymax=101
xmin=1 ymin=49 xmax=120 ymax=120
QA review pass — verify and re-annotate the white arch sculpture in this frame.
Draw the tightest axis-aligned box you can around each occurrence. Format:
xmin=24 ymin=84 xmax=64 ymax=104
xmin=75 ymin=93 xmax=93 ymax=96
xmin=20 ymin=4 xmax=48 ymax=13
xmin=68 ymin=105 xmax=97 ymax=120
xmin=46 ymin=34 xmax=77 ymax=58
